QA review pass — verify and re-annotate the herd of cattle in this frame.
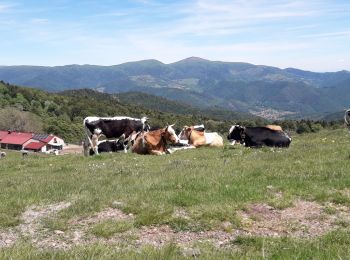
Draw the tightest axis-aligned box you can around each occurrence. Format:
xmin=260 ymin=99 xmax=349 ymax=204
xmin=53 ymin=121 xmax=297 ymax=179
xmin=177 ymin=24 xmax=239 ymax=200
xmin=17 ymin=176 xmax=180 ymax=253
xmin=82 ymin=116 xmax=292 ymax=156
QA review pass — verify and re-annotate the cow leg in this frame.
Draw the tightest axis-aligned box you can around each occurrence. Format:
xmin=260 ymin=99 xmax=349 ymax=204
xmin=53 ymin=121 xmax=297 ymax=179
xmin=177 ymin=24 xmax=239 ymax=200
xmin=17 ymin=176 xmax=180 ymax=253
xmin=230 ymin=140 xmax=236 ymax=146
xmin=117 ymin=134 xmax=128 ymax=153
xmin=167 ymin=146 xmax=195 ymax=153
xmin=149 ymin=150 xmax=165 ymax=155
xmin=91 ymin=134 xmax=100 ymax=155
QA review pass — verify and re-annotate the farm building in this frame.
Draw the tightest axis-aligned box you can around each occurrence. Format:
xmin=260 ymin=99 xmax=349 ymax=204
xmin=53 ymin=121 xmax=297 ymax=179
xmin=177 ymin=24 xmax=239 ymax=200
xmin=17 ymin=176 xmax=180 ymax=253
xmin=0 ymin=130 xmax=65 ymax=153
xmin=0 ymin=131 xmax=33 ymax=150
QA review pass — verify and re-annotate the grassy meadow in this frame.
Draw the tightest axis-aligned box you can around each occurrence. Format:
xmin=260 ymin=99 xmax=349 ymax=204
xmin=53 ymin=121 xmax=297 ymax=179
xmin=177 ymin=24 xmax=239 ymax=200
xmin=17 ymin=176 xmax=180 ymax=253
xmin=0 ymin=129 xmax=350 ymax=259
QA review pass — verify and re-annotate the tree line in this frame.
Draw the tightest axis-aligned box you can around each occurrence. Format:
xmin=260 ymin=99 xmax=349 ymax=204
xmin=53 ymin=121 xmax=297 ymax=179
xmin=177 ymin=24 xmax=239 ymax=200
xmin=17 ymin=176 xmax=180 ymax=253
xmin=0 ymin=81 xmax=343 ymax=143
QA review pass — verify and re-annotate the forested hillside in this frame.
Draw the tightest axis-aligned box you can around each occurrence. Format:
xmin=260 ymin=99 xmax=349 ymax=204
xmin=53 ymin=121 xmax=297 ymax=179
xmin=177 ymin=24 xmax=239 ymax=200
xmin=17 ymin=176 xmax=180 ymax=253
xmin=0 ymin=81 xmax=344 ymax=143
xmin=0 ymin=82 xmax=266 ymax=143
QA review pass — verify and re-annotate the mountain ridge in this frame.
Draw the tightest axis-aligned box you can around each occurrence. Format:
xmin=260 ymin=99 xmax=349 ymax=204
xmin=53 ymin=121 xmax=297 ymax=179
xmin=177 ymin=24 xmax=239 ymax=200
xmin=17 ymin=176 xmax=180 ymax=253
xmin=1 ymin=57 xmax=349 ymax=119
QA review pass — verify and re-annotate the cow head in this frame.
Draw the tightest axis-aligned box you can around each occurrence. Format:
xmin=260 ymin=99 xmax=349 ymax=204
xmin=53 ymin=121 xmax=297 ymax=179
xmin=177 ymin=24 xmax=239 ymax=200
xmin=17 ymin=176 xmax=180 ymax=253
xmin=179 ymin=126 xmax=192 ymax=140
xmin=227 ymin=125 xmax=245 ymax=142
xmin=163 ymin=124 xmax=180 ymax=144
xmin=141 ymin=117 xmax=151 ymax=131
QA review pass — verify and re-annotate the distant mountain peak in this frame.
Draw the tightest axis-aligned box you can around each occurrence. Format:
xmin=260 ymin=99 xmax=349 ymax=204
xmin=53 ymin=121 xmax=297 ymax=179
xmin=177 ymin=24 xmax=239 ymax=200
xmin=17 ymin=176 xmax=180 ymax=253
xmin=175 ymin=57 xmax=210 ymax=63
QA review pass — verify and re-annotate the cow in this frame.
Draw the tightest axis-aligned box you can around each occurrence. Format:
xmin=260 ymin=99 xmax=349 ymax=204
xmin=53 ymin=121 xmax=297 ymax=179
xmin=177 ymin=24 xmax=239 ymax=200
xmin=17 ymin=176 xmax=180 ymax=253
xmin=0 ymin=151 xmax=6 ymax=158
xmin=89 ymin=140 xmax=124 ymax=156
xmin=132 ymin=124 xmax=180 ymax=155
xmin=345 ymin=109 xmax=350 ymax=130
xmin=83 ymin=116 xmax=149 ymax=155
xmin=179 ymin=125 xmax=223 ymax=148
xmin=227 ymin=125 xmax=291 ymax=148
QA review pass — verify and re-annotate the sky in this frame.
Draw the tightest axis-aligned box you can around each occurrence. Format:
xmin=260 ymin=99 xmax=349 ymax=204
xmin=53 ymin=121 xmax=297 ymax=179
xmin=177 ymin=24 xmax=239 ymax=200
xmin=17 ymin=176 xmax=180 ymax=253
xmin=0 ymin=0 xmax=349 ymax=71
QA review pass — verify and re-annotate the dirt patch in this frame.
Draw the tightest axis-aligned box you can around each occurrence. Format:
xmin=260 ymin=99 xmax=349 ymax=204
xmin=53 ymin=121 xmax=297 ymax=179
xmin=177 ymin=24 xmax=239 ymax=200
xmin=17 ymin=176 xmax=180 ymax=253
xmin=239 ymin=200 xmax=350 ymax=238
xmin=69 ymin=207 xmax=134 ymax=227
xmin=0 ymin=230 xmax=18 ymax=248
xmin=35 ymin=206 xmax=135 ymax=249
xmin=135 ymin=225 xmax=238 ymax=248
xmin=1 ymin=200 xmax=349 ymax=250
xmin=0 ymin=202 xmax=71 ymax=249
xmin=60 ymin=144 xmax=83 ymax=155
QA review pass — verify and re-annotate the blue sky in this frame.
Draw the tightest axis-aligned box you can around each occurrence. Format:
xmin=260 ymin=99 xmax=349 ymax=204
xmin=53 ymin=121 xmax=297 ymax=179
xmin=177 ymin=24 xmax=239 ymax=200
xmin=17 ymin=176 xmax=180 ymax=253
xmin=0 ymin=0 xmax=349 ymax=71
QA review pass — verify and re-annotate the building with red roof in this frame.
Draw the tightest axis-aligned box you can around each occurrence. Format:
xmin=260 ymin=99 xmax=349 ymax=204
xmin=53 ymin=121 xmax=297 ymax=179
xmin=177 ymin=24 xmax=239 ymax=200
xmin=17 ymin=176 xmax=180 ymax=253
xmin=0 ymin=131 xmax=65 ymax=152
xmin=0 ymin=131 xmax=33 ymax=150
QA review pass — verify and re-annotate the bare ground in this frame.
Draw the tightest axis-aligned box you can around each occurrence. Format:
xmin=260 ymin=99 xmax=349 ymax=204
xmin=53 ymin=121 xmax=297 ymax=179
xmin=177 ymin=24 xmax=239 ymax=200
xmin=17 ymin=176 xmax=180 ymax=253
xmin=60 ymin=144 xmax=83 ymax=155
xmin=0 ymin=199 xmax=349 ymax=250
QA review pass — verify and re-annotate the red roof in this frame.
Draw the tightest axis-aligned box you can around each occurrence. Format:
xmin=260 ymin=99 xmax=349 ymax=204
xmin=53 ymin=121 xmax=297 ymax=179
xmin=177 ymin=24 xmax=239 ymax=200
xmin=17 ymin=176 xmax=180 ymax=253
xmin=0 ymin=132 xmax=33 ymax=145
xmin=0 ymin=131 xmax=8 ymax=140
xmin=41 ymin=135 xmax=54 ymax=143
xmin=32 ymin=133 xmax=54 ymax=143
xmin=24 ymin=141 xmax=46 ymax=150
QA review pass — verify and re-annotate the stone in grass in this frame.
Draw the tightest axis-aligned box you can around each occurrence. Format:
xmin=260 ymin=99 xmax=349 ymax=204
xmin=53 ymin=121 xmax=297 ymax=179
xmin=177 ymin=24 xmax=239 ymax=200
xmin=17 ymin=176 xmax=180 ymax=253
xmin=183 ymin=247 xmax=201 ymax=257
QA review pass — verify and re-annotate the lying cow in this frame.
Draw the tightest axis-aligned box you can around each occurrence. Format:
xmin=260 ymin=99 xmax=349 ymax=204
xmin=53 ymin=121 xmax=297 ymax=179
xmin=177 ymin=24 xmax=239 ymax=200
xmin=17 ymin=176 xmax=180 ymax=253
xmin=132 ymin=124 xmax=180 ymax=155
xmin=83 ymin=116 xmax=149 ymax=155
xmin=89 ymin=140 xmax=124 ymax=156
xmin=179 ymin=125 xmax=223 ymax=148
xmin=227 ymin=125 xmax=291 ymax=148
xmin=345 ymin=109 xmax=350 ymax=130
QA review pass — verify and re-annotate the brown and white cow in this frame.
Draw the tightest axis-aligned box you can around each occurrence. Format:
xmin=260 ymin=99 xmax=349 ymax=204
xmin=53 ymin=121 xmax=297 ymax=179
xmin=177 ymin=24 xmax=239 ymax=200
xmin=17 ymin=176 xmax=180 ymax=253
xmin=179 ymin=125 xmax=223 ymax=148
xmin=132 ymin=124 xmax=180 ymax=155
xmin=265 ymin=125 xmax=283 ymax=131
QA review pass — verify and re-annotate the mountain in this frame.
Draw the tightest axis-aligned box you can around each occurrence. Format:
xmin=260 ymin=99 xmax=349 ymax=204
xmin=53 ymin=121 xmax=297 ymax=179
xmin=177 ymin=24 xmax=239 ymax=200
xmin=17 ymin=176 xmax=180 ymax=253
xmin=1 ymin=57 xmax=350 ymax=119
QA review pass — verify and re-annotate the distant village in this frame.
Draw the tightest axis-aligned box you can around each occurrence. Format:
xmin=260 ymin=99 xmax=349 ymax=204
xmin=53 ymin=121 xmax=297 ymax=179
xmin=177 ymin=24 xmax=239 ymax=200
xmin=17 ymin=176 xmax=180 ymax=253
xmin=0 ymin=130 xmax=65 ymax=155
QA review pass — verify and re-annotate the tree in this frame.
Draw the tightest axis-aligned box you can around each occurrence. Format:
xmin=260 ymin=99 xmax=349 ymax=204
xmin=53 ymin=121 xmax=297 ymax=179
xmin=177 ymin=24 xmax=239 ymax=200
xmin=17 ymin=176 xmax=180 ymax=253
xmin=0 ymin=108 xmax=43 ymax=132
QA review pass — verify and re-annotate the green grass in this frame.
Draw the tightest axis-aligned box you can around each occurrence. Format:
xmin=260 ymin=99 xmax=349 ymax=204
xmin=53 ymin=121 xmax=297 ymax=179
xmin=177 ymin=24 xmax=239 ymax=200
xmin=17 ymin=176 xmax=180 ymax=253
xmin=0 ymin=129 xmax=350 ymax=258
xmin=90 ymin=219 xmax=134 ymax=238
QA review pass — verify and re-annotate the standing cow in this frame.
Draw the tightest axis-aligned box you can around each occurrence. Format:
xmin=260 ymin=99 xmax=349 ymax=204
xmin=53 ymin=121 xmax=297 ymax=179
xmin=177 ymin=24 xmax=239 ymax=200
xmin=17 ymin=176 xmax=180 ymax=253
xmin=83 ymin=116 xmax=149 ymax=155
xmin=227 ymin=125 xmax=291 ymax=148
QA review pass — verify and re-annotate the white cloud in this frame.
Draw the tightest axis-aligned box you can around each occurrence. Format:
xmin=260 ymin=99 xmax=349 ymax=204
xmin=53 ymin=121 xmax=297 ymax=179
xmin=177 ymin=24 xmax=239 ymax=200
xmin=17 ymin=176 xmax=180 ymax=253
xmin=0 ymin=3 xmax=15 ymax=12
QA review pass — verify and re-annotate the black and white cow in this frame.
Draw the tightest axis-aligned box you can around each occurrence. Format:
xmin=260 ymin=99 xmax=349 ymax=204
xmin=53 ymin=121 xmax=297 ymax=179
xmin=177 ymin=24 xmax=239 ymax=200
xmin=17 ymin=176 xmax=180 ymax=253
xmin=345 ymin=109 xmax=350 ymax=129
xmin=83 ymin=116 xmax=150 ymax=155
xmin=89 ymin=140 xmax=124 ymax=156
xmin=227 ymin=125 xmax=292 ymax=148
